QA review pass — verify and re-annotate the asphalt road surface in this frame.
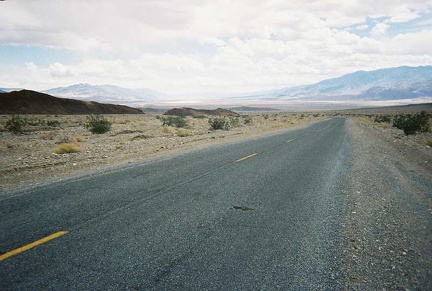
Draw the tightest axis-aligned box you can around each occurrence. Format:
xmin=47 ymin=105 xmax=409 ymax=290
xmin=1 ymin=118 xmax=350 ymax=290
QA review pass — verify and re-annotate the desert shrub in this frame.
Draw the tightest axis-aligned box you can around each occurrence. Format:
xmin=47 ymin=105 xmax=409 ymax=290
xmin=25 ymin=118 xmax=45 ymax=126
xmin=57 ymin=136 xmax=74 ymax=144
xmin=5 ymin=115 xmax=26 ymax=134
xmin=393 ymin=111 xmax=430 ymax=135
xmin=160 ymin=126 xmax=175 ymax=135
xmin=52 ymin=143 xmax=82 ymax=154
xmin=244 ymin=116 xmax=252 ymax=124
xmin=47 ymin=120 xmax=61 ymax=127
xmin=38 ymin=132 xmax=56 ymax=140
xmin=263 ymin=114 xmax=269 ymax=120
xmin=160 ymin=116 xmax=187 ymax=128
xmin=209 ymin=117 xmax=230 ymax=130
xmin=374 ymin=115 xmax=392 ymax=123
xmin=193 ymin=115 xmax=207 ymax=119
xmin=84 ymin=115 xmax=111 ymax=134
xmin=229 ymin=117 xmax=241 ymax=127
xmin=177 ymin=128 xmax=193 ymax=137
xmin=75 ymin=135 xmax=87 ymax=142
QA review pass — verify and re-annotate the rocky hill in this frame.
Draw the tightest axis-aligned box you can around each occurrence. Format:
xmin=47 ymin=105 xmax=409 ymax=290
xmin=0 ymin=90 xmax=143 ymax=115
xmin=164 ymin=107 xmax=239 ymax=117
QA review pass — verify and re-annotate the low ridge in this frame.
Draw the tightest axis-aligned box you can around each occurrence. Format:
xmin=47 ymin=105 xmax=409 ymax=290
xmin=0 ymin=90 xmax=143 ymax=115
xmin=164 ymin=107 xmax=239 ymax=117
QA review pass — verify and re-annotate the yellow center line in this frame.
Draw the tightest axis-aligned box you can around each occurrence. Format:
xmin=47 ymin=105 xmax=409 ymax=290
xmin=0 ymin=231 xmax=69 ymax=262
xmin=316 ymin=122 xmax=332 ymax=132
xmin=235 ymin=153 xmax=258 ymax=163
xmin=286 ymin=139 xmax=295 ymax=143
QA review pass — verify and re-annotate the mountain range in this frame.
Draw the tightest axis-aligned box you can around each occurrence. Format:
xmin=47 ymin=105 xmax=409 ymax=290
xmin=2 ymin=65 xmax=432 ymax=109
xmin=230 ymin=66 xmax=432 ymax=105
xmin=43 ymin=84 xmax=166 ymax=106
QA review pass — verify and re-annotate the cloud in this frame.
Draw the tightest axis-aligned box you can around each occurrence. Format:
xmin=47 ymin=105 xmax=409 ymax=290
xmin=371 ymin=22 xmax=390 ymax=36
xmin=0 ymin=0 xmax=431 ymax=94
xmin=355 ymin=24 xmax=369 ymax=30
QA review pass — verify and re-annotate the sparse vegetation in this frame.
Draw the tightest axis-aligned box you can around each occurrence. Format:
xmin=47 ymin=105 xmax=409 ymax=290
xmin=5 ymin=115 xmax=26 ymax=134
xmin=209 ymin=117 xmax=230 ymax=130
xmin=47 ymin=120 xmax=61 ymax=127
xmin=229 ymin=117 xmax=241 ymax=127
xmin=52 ymin=143 xmax=82 ymax=154
xmin=392 ymin=111 xmax=430 ymax=135
xmin=374 ymin=114 xmax=392 ymax=123
xmin=75 ymin=135 xmax=87 ymax=142
xmin=84 ymin=115 xmax=112 ymax=134
xmin=160 ymin=116 xmax=188 ymax=128
xmin=160 ymin=126 xmax=175 ymax=135
xmin=244 ymin=116 xmax=252 ymax=124
xmin=177 ymin=128 xmax=193 ymax=137
xmin=57 ymin=136 xmax=74 ymax=144
xmin=38 ymin=132 xmax=56 ymax=140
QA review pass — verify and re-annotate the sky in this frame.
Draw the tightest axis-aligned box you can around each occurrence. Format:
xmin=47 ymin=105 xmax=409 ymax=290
xmin=1 ymin=0 xmax=432 ymax=95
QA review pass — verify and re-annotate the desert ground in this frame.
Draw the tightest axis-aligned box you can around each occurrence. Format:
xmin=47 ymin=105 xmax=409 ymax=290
xmin=0 ymin=112 xmax=331 ymax=192
xmin=1 ymin=109 xmax=431 ymax=193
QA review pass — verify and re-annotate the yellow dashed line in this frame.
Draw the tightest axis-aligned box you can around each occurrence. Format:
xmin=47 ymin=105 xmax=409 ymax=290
xmin=235 ymin=153 xmax=258 ymax=163
xmin=0 ymin=231 xmax=69 ymax=262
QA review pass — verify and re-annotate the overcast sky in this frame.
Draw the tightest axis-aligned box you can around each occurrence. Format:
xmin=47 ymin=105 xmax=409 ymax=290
xmin=1 ymin=0 xmax=432 ymax=95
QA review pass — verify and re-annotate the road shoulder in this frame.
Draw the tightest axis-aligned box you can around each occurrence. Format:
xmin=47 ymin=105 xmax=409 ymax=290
xmin=342 ymin=118 xmax=432 ymax=289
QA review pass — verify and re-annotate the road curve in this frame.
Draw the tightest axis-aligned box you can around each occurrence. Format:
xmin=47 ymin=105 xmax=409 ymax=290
xmin=1 ymin=118 xmax=349 ymax=290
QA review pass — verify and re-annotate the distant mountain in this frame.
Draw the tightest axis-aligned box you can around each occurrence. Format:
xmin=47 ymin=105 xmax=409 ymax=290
xmin=0 ymin=87 xmax=24 ymax=93
xmin=228 ymin=106 xmax=278 ymax=112
xmin=273 ymin=66 xmax=432 ymax=101
xmin=0 ymin=90 xmax=143 ymax=115
xmin=43 ymin=83 xmax=166 ymax=106
xmin=164 ymin=107 xmax=239 ymax=117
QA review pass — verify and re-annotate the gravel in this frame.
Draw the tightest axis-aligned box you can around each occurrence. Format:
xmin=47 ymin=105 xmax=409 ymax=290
xmin=341 ymin=118 xmax=432 ymax=290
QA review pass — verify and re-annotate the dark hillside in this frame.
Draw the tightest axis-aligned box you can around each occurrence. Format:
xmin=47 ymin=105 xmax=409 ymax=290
xmin=0 ymin=90 xmax=143 ymax=114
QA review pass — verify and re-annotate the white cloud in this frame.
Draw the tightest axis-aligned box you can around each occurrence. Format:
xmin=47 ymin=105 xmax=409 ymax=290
xmin=0 ymin=0 xmax=431 ymax=94
xmin=371 ymin=22 xmax=390 ymax=36
xmin=355 ymin=24 xmax=369 ymax=30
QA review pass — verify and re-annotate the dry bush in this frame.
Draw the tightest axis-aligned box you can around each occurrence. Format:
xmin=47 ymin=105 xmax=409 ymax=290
xmin=52 ymin=143 xmax=82 ymax=154
xmin=75 ymin=135 xmax=87 ymax=142
xmin=273 ymin=122 xmax=284 ymax=128
xmin=177 ymin=128 xmax=193 ymax=137
xmin=131 ymin=134 xmax=155 ymax=140
xmin=160 ymin=126 xmax=175 ymax=135
xmin=423 ymin=139 xmax=432 ymax=147
xmin=38 ymin=132 xmax=56 ymax=140
xmin=56 ymin=136 xmax=75 ymax=144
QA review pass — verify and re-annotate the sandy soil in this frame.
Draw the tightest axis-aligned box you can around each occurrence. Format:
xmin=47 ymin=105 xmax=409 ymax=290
xmin=0 ymin=112 xmax=327 ymax=192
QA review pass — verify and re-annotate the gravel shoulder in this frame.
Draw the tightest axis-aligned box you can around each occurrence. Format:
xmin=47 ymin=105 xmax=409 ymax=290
xmin=342 ymin=118 xmax=432 ymax=290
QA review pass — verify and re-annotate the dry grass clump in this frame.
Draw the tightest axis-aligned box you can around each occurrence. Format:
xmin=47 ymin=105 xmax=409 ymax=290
xmin=273 ymin=122 xmax=285 ymax=128
xmin=38 ymin=132 xmax=56 ymax=140
xmin=423 ymin=139 xmax=432 ymax=147
xmin=177 ymin=128 xmax=194 ymax=137
xmin=52 ymin=143 xmax=82 ymax=154
xmin=131 ymin=134 xmax=155 ymax=140
xmin=160 ymin=126 xmax=175 ymax=135
xmin=75 ymin=135 xmax=87 ymax=142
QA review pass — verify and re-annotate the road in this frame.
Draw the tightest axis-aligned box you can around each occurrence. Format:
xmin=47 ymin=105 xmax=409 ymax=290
xmin=1 ymin=118 xmax=349 ymax=290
